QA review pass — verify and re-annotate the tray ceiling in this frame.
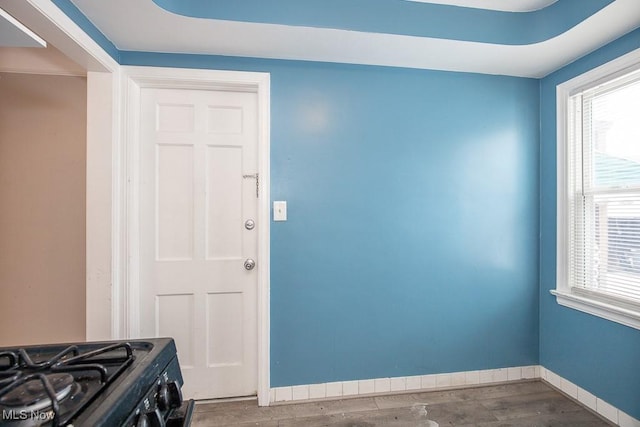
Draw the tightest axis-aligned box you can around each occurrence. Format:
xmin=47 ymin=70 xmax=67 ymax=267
xmin=64 ymin=0 xmax=640 ymax=77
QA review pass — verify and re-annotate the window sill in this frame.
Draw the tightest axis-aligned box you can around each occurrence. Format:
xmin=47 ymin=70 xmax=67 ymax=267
xmin=551 ymin=289 xmax=640 ymax=331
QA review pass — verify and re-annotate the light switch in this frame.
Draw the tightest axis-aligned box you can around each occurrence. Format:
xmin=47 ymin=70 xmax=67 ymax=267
xmin=273 ymin=201 xmax=287 ymax=221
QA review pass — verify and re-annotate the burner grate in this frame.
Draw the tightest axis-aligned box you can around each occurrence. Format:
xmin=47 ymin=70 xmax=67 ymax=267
xmin=0 ymin=343 xmax=134 ymax=427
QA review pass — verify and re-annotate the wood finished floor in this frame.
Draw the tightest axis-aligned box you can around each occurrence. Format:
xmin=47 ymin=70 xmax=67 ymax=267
xmin=192 ymin=380 xmax=614 ymax=426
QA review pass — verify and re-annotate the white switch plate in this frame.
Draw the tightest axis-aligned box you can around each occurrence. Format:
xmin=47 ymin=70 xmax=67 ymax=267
xmin=273 ymin=201 xmax=287 ymax=221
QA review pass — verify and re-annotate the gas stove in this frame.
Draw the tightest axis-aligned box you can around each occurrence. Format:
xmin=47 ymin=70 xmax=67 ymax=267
xmin=0 ymin=338 xmax=193 ymax=426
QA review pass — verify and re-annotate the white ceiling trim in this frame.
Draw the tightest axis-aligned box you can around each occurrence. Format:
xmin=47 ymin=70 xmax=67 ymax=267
xmin=403 ymin=0 xmax=558 ymax=12
xmin=0 ymin=6 xmax=46 ymax=48
xmin=74 ymin=0 xmax=640 ymax=77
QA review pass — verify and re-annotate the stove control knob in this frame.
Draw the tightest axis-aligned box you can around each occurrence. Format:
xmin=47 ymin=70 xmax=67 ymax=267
xmin=137 ymin=409 xmax=165 ymax=427
xmin=135 ymin=413 xmax=150 ymax=427
xmin=157 ymin=381 xmax=183 ymax=411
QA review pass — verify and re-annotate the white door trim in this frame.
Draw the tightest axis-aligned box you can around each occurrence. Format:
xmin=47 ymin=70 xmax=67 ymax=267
xmin=121 ymin=66 xmax=271 ymax=406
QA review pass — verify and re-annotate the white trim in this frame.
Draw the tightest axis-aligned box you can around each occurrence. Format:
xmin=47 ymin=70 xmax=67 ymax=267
xmin=403 ymin=0 xmax=558 ymax=12
xmin=120 ymin=66 xmax=271 ymax=406
xmin=0 ymin=6 xmax=46 ymax=47
xmin=551 ymin=290 xmax=640 ymax=330
xmin=270 ymin=365 xmax=540 ymax=403
xmin=540 ymin=367 xmax=640 ymax=426
xmin=555 ymin=47 xmax=640 ymax=331
xmin=120 ymin=71 xmax=142 ymax=340
xmin=85 ymin=70 xmax=122 ymax=341
xmin=256 ymin=69 xmax=272 ymax=408
xmin=110 ymin=67 xmax=126 ymax=340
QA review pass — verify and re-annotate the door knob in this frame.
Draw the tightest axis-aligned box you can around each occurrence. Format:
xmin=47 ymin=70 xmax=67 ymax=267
xmin=245 ymin=219 xmax=255 ymax=230
xmin=244 ymin=259 xmax=256 ymax=270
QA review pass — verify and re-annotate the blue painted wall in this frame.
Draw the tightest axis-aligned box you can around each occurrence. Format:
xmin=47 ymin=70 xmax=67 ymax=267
xmin=539 ymin=28 xmax=640 ymax=420
xmin=121 ymin=52 xmax=540 ymax=386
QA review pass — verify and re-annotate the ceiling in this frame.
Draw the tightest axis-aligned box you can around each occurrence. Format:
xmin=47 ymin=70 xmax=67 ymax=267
xmin=56 ymin=0 xmax=640 ymax=77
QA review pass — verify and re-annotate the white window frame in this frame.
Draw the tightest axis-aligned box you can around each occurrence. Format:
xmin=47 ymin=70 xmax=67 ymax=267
xmin=554 ymin=47 xmax=640 ymax=330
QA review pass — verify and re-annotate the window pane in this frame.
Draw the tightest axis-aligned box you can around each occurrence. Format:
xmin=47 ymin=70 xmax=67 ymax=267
xmin=588 ymin=81 xmax=640 ymax=189
xmin=590 ymin=194 xmax=640 ymax=301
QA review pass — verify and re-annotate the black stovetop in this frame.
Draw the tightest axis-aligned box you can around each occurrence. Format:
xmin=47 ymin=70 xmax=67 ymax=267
xmin=0 ymin=338 xmax=179 ymax=427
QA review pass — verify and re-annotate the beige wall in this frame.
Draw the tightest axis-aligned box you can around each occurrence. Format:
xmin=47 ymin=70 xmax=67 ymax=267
xmin=0 ymin=72 xmax=87 ymax=346
xmin=0 ymin=46 xmax=86 ymax=76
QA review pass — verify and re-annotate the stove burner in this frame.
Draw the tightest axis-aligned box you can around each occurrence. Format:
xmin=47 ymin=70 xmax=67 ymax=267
xmin=0 ymin=373 xmax=77 ymax=412
xmin=0 ymin=343 xmax=134 ymax=427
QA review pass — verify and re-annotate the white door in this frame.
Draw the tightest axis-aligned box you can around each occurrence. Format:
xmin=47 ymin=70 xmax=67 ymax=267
xmin=138 ymin=87 xmax=259 ymax=400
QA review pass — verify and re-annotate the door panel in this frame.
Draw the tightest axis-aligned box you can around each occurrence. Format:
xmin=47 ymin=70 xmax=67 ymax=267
xmin=206 ymin=146 xmax=243 ymax=259
xmin=157 ymin=144 xmax=194 ymax=260
xmin=156 ymin=293 xmax=195 ymax=368
xmin=207 ymin=291 xmax=244 ymax=366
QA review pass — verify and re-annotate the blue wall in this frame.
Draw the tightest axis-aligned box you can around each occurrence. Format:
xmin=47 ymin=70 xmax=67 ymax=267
xmin=539 ymin=28 xmax=640 ymax=420
xmin=122 ymin=53 xmax=540 ymax=386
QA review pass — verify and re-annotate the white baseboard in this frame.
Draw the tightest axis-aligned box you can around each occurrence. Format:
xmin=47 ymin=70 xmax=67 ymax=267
xmin=270 ymin=365 xmax=640 ymax=427
xmin=270 ymin=365 xmax=539 ymax=403
xmin=540 ymin=367 xmax=640 ymax=427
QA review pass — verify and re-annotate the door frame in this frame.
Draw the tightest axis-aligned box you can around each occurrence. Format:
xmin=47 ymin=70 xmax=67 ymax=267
xmin=120 ymin=66 xmax=271 ymax=405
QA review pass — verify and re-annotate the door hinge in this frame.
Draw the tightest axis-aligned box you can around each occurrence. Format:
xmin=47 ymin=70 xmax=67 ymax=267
xmin=243 ymin=173 xmax=259 ymax=198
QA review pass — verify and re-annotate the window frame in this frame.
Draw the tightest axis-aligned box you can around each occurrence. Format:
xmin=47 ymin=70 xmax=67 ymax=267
xmin=554 ymin=47 xmax=640 ymax=330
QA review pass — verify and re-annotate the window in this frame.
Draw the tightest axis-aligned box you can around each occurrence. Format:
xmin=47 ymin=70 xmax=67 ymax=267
xmin=555 ymin=50 xmax=640 ymax=330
